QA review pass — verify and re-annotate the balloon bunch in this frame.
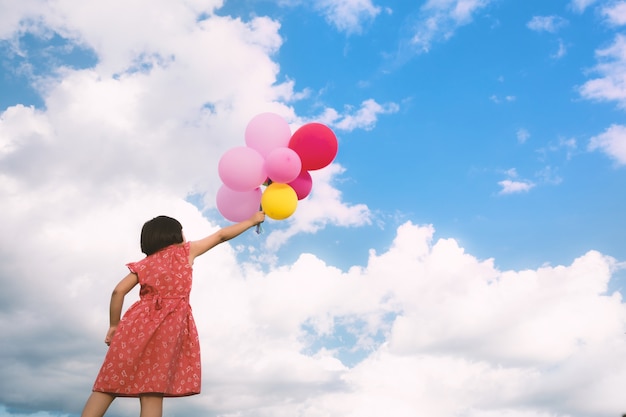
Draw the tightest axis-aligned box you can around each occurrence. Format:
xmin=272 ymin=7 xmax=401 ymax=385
xmin=216 ymin=112 xmax=338 ymax=223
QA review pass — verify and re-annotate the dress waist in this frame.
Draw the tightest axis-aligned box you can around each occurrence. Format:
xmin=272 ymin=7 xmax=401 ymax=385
xmin=143 ymin=294 xmax=188 ymax=310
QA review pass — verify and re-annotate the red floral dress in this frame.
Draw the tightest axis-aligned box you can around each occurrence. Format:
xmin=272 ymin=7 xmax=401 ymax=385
xmin=92 ymin=242 xmax=201 ymax=397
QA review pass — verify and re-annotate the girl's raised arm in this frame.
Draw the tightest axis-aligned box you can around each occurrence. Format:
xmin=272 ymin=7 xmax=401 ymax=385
xmin=188 ymin=211 xmax=265 ymax=262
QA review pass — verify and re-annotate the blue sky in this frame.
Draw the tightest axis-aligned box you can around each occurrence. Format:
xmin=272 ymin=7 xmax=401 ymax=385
xmin=1 ymin=1 xmax=626 ymax=417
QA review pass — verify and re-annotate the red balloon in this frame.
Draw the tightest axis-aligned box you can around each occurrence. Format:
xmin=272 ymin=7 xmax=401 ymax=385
xmin=288 ymin=123 xmax=337 ymax=171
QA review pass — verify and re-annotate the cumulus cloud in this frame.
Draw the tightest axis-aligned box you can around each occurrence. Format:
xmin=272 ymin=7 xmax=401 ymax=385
xmin=588 ymin=123 xmax=626 ymax=165
xmin=194 ymin=224 xmax=625 ymax=417
xmin=4 ymin=202 xmax=626 ymax=417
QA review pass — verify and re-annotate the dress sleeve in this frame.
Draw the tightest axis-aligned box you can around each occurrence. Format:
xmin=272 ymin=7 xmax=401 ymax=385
xmin=126 ymin=261 xmax=138 ymax=274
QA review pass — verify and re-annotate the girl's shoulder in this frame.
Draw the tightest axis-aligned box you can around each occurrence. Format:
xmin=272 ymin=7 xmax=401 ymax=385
xmin=168 ymin=241 xmax=191 ymax=255
xmin=127 ymin=242 xmax=190 ymax=267
xmin=153 ymin=241 xmax=191 ymax=261
xmin=151 ymin=242 xmax=191 ymax=257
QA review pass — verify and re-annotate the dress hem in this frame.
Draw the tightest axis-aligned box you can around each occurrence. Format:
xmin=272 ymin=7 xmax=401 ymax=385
xmin=92 ymin=389 xmax=200 ymax=398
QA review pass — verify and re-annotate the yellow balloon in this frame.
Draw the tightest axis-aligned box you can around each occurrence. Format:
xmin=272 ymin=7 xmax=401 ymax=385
xmin=261 ymin=183 xmax=298 ymax=220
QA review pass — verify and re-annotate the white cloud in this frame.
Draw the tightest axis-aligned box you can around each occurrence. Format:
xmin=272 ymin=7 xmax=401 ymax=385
xmin=0 ymin=104 xmax=52 ymax=155
xmin=0 ymin=0 xmax=44 ymax=38
xmin=569 ymin=0 xmax=601 ymax=13
xmin=588 ymin=123 xmax=626 ymax=165
xmin=602 ymin=1 xmax=626 ymax=26
xmin=526 ymin=16 xmax=568 ymax=59
xmin=315 ymin=0 xmax=382 ymax=35
xmin=1 ymin=0 xmax=228 ymax=75
xmin=498 ymin=179 xmax=535 ymax=194
xmin=195 ymin=224 xmax=624 ymax=417
xmin=579 ymin=34 xmax=626 ymax=108
xmin=410 ymin=0 xmax=494 ymax=53
xmin=490 ymin=94 xmax=516 ymax=104
xmin=516 ymin=128 xmax=530 ymax=144
xmin=319 ymin=98 xmax=400 ymax=132
xmin=526 ymin=15 xmax=568 ymax=33
xmin=536 ymin=137 xmax=578 ymax=163
xmin=536 ymin=165 xmax=563 ymax=186
xmin=552 ymin=38 xmax=567 ymax=59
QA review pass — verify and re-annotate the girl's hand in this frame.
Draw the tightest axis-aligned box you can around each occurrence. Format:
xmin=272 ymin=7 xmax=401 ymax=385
xmin=104 ymin=326 xmax=118 ymax=346
xmin=251 ymin=211 xmax=265 ymax=225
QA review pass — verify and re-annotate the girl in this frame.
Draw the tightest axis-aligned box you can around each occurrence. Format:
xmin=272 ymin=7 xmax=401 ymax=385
xmin=81 ymin=211 xmax=265 ymax=417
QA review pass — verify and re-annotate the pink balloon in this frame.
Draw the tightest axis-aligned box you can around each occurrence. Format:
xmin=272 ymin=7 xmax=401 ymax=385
xmin=216 ymin=185 xmax=262 ymax=222
xmin=288 ymin=123 xmax=338 ymax=171
xmin=288 ymin=170 xmax=313 ymax=200
xmin=218 ymin=146 xmax=266 ymax=191
xmin=265 ymin=147 xmax=302 ymax=184
xmin=244 ymin=112 xmax=292 ymax=157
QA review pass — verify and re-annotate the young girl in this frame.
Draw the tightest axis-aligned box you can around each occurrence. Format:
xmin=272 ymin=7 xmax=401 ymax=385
xmin=81 ymin=211 xmax=265 ymax=417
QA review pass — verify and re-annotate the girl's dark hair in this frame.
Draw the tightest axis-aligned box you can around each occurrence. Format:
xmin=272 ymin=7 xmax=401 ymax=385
xmin=140 ymin=216 xmax=184 ymax=255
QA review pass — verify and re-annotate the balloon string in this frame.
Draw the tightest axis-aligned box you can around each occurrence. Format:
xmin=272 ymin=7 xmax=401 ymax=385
xmin=256 ymin=201 xmax=264 ymax=234
xmin=255 ymin=179 xmax=272 ymax=234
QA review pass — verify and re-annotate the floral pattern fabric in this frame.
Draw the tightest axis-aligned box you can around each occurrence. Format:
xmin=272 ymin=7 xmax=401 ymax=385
xmin=92 ymin=242 xmax=201 ymax=397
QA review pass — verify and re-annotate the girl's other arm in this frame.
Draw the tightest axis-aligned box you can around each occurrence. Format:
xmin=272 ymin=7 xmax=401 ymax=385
xmin=104 ymin=272 xmax=139 ymax=345
xmin=188 ymin=211 xmax=265 ymax=262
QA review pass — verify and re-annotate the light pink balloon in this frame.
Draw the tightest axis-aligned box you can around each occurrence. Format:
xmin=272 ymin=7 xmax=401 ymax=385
xmin=265 ymin=147 xmax=302 ymax=184
xmin=244 ymin=112 xmax=291 ymax=157
xmin=288 ymin=170 xmax=313 ymax=200
xmin=218 ymin=146 xmax=266 ymax=191
xmin=216 ymin=185 xmax=262 ymax=222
